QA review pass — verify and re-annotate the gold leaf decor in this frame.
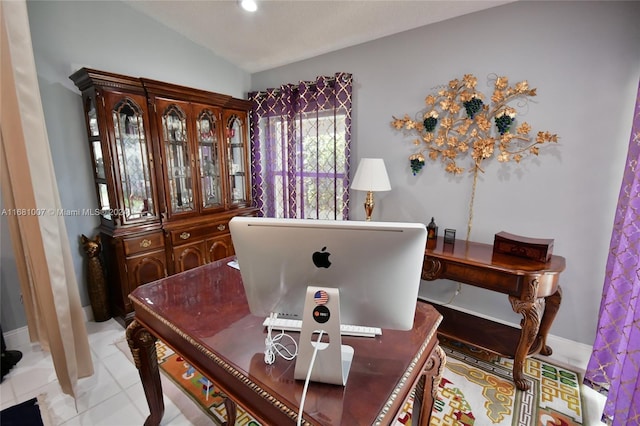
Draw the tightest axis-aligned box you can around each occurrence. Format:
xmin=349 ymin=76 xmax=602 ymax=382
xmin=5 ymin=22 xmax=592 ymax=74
xmin=391 ymin=74 xmax=558 ymax=239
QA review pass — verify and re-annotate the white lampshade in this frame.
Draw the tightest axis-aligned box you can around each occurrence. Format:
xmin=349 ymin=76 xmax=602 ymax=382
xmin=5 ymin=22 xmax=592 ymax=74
xmin=351 ymin=158 xmax=391 ymax=192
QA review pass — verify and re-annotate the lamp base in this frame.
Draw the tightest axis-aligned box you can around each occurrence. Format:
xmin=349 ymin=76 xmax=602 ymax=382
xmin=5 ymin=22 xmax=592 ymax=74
xmin=364 ymin=191 xmax=375 ymax=221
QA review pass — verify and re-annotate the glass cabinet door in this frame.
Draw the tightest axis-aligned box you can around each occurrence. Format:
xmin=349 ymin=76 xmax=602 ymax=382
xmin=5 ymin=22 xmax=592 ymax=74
xmin=159 ymin=101 xmax=195 ymax=215
xmin=85 ymin=96 xmax=112 ymax=221
xmin=195 ymin=107 xmax=223 ymax=210
xmin=87 ymin=97 xmax=100 ymax=137
xmin=92 ymin=140 xmax=106 ymax=180
xmin=109 ymin=94 xmax=157 ymax=223
xmin=225 ymin=111 xmax=249 ymax=206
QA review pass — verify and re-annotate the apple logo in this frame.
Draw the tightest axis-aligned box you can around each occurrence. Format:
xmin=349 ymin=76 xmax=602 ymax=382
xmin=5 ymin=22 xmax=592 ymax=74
xmin=312 ymin=246 xmax=331 ymax=268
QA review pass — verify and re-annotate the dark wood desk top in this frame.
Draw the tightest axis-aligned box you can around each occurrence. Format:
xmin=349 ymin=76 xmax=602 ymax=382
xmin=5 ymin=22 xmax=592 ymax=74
xmin=129 ymin=257 xmax=442 ymax=425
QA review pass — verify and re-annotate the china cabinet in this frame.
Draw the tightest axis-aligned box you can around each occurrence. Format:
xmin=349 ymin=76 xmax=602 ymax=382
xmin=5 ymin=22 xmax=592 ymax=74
xmin=70 ymin=68 xmax=257 ymax=321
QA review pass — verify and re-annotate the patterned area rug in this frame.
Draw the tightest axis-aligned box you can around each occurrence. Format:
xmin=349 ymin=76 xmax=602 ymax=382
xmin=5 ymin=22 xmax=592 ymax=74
xmin=395 ymin=337 xmax=584 ymax=425
xmin=118 ymin=337 xmax=584 ymax=425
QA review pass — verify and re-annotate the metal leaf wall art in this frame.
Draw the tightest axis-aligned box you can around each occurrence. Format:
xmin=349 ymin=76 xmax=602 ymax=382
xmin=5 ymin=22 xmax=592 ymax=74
xmin=391 ymin=74 xmax=558 ymax=239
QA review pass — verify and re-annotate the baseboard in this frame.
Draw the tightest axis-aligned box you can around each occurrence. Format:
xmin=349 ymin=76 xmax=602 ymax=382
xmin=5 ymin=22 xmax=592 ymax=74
xmin=3 ymin=305 xmax=94 ymax=350
xmin=419 ymin=297 xmax=593 ymax=373
xmin=3 ymin=325 xmax=32 ymax=350
xmin=544 ymin=333 xmax=593 ymax=373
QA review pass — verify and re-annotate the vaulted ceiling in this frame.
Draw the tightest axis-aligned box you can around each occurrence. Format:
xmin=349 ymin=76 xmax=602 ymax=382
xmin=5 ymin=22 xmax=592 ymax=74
xmin=123 ymin=0 xmax=514 ymax=73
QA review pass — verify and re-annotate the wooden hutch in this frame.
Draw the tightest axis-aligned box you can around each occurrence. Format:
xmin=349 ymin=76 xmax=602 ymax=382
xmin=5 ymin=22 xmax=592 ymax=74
xmin=70 ymin=68 xmax=257 ymax=322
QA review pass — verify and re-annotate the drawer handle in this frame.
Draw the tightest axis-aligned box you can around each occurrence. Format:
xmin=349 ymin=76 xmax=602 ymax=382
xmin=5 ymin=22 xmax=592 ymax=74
xmin=139 ymin=239 xmax=152 ymax=248
xmin=180 ymin=232 xmax=191 ymax=240
xmin=217 ymin=224 xmax=226 ymax=231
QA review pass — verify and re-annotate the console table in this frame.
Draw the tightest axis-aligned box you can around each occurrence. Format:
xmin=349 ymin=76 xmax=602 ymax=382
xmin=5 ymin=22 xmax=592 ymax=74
xmin=126 ymin=257 xmax=445 ymax=425
xmin=422 ymin=237 xmax=566 ymax=391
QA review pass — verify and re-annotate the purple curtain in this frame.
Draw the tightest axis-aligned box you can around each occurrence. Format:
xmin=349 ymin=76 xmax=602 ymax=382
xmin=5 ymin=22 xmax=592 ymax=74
xmin=585 ymin=80 xmax=640 ymax=425
xmin=249 ymin=73 xmax=352 ymax=220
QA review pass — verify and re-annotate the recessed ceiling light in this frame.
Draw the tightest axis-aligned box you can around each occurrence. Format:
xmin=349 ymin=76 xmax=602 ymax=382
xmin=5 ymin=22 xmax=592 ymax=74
xmin=240 ymin=0 xmax=257 ymax=12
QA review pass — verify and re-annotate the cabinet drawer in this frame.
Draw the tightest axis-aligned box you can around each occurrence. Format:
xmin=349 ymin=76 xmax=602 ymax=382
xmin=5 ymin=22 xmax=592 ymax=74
xmin=170 ymin=220 xmax=230 ymax=245
xmin=123 ymin=232 xmax=164 ymax=256
xmin=442 ymin=262 xmax=523 ymax=296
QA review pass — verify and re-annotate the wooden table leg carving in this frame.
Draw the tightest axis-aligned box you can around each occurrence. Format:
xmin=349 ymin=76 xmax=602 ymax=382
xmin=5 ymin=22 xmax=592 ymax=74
xmin=126 ymin=320 xmax=165 ymax=426
xmin=412 ymin=375 xmax=427 ymax=426
xmin=222 ymin=398 xmax=237 ymax=426
xmin=509 ymin=277 xmax=545 ymax=391
xmin=413 ymin=344 xmax=446 ymax=426
xmin=536 ymin=286 xmax=562 ymax=356
xmin=430 ymin=345 xmax=446 ymax=399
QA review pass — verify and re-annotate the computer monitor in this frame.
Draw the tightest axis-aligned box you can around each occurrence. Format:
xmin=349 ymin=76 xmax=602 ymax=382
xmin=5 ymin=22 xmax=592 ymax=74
xmin=229 ymin=216 xmax=427 ymax=331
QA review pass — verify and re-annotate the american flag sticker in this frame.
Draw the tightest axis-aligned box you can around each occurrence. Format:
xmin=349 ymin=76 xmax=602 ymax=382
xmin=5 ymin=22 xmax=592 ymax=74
xmin=314 ymin=290 xmax=329 ymax=305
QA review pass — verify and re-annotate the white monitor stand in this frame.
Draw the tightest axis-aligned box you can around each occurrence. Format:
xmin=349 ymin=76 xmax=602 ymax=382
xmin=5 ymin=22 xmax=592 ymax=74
xmin=293 ymin=286 xmax=354 ymax=386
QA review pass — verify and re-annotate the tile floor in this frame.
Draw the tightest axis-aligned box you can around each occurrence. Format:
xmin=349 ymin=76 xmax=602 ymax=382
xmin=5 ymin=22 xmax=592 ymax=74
xmin=1 ymin=318 xmax=607 ymax=425
xmin=0 ymin=320 xmax=188 ymax=425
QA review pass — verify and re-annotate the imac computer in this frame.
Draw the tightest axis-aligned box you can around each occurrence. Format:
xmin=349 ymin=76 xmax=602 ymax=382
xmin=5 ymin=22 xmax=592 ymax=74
xmin=229 ymin=216 xmax=427 ymax=386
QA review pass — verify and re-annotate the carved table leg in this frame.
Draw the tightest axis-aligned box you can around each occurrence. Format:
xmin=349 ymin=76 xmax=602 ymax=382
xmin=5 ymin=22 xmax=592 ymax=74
xmin=535 ymin=286 xmax=562 ymax=356
xmin=509 ymin=289 xmax=544 ymax=391
xmin=413 ymin=344 xmax=446 ymax=426
xmin=126 ymin=320 xmax=165 ymax=426
xmin=222 ymin=398 xmax=237 ymax=426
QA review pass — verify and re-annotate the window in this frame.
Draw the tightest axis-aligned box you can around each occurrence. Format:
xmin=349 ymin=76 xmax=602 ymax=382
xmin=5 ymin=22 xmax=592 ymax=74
xmin=250 ymin=74 xmax=353 ymax=220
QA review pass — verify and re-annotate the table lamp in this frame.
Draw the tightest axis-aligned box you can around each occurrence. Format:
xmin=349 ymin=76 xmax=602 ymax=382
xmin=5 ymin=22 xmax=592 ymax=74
xmin=351 ymin=158 xmax=391 ymax=221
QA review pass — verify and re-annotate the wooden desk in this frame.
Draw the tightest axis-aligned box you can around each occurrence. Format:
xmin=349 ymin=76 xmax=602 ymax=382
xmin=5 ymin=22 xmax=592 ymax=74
xmin=422 ymin=237 xmax=566 ymax=391
xmin=126 ymin=257 xmax=444 ymax=426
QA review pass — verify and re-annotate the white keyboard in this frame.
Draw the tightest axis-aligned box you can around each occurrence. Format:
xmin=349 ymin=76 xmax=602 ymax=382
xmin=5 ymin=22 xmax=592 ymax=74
xmin=262 ymin=317 xmax=382 ymax=338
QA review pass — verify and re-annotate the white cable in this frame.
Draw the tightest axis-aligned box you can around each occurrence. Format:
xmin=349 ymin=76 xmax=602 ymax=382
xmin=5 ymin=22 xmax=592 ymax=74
xmin=264 ymin=313 xmax=298 ymax=365
xmin=443 ymin=282 xmax=462 ymax=305
xmin=297 ymin=330 xmax=324 ymax=426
